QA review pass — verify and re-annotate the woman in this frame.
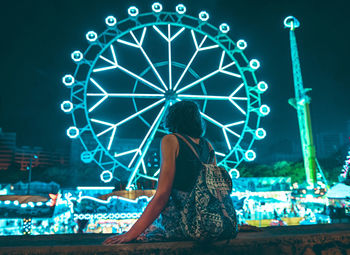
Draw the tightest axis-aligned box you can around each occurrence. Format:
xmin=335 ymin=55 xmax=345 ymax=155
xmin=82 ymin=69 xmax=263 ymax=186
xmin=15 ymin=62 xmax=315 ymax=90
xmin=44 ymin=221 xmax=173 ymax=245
xmin=103 ymin=100 xmax=215 ymax=244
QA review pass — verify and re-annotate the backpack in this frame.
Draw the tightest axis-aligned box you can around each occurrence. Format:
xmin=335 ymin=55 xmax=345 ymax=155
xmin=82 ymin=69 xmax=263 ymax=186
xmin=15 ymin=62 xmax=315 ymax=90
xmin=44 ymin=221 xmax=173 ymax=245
xmin=175 ymin=134 xmax=238 ymax=241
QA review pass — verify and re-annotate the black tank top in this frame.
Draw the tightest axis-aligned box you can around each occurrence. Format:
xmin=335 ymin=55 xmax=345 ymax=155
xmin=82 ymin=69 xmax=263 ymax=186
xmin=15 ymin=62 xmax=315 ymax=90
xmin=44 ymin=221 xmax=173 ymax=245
xmin=172 ymin=134 xmax=214 ymax=192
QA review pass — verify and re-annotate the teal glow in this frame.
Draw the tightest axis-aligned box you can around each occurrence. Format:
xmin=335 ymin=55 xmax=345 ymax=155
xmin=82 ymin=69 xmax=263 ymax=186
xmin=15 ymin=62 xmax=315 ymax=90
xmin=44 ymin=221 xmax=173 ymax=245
xmin=236 ymin=39 xmax=247 ymax=50
xmin=245 ymin=150 xmax=256 ymax=161
xmin=71 ymin=50 xmax=83 ymax=62
xmin=105 ymin=16 xmax=117 ymax=26
xmin=81 ymin=151 xmax=93 ymax=164
xmin=62 ymin=74 xmax=74 ymax=86
xmin=128 ymin=6 xmax=139 ymax=17
xmin=86 ymin=31 xmax=97 ymax=42
xmin=176 ymin=4 xmax=186 ymax=14
xmin=259 ymin=104 xmax=270 ymax=116
xmin=199 ymin=11 xmax=209 ymax=21
xmin=152 ymin=2 xmax=162 ymax=13
xmin=100 ymin=170 xmax=113 ymax=183
xmin=61 ymin=4 xmax=268 ymax=188
xmin=67 ymin=126 xmax=79 ymax=139
xmin=60 ymin=100 xmax=73 ymax=113
xmin=21 ymin=204 xmax=27 ymax=208
xmin=249 ymin=59 xmax=260 ymax=70
xmin=4 ymin=200 xmax=10 ymax=205
xmin=284 ymin=16 xmax=300 ymax=30
xmin=257 ymin=81 xmax=268 ymax=93
xmin=219 ymin=23 xmax=230 ymax=33
xmin=13 ymin=201 xmax=19 ymax=206
xmin=36 ymin=202 xmax=43 ymax=206
xmin=229 ymin=169 xmax=240 ymax=179
xmin=255 ymin=128 xmax=266 ymax=139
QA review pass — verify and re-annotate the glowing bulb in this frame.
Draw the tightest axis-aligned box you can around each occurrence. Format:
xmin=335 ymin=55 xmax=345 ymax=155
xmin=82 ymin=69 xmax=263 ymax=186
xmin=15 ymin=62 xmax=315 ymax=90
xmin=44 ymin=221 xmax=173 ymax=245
xmin=219 ymin=23 xmax=230 ymax=33
xmin=257 ymin=81 xmax=268 ymax=93
xmin=67 ymin=126 xmax=79 ymax=139
xmin=176 ymin=4 xmax=186 ymax=14
xmin=245 ymin=150 xmax=256 ymax=161
xmin=255 ymin=128 xmax=266 ymax=139
xmin=199 ymin=11 xmax=209 ymax=21
xmin=237 ymin=39 xmax=247 ymax=50
xmin=128 ymin=6 xmax=139 ymax=17
xmin=249 ymin=59 xmax=260 ymax=70
xmin=152 ymin=2 xmax=162 ymax=13
xmin=62 ymin=74 xmax=75 ymax=86
xmin=60 ymin=100 xmax=73 ymax=113
xmin=14 ymin=201 xmax=19 ymax=206
xmin=229 ymin=169 xmax=240 ymax=179
xmin=36 ymin=202 xmax=43 ymax=206
xmin=105 ymin=16 xmax=117 ymax=26
xmin=86 ymin=31 xmax=97 ymax=42
xmin=81 ymin=151 xmax=93 ymax=164
xmin=259 ymin=104 xmax=270 ymax=116
xmin=100 ymin=170 xmax=113 ymax=183
xmin=71 ymin=50 xmax=83 ymax=62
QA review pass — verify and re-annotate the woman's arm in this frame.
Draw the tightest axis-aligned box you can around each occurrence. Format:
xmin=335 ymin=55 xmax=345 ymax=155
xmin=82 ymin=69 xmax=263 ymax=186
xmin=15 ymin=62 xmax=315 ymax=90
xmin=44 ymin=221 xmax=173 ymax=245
xmin=103 ymin=134 xmax=178 ymax=244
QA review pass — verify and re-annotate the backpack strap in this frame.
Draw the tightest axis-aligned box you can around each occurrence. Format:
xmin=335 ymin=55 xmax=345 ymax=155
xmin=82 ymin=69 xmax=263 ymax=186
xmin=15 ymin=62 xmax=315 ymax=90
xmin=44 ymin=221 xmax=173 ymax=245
xmin=174 ymin=133 xmax=202 ymax=163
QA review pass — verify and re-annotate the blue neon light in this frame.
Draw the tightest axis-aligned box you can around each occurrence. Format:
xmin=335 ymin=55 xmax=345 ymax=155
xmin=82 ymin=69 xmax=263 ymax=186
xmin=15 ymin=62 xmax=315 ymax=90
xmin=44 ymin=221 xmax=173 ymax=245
xmin=219 ymin=23 xmax=230 ymax=33
xmin=62 ymin=74 xmax=74 ymax=86
xmin=199 ymin=11 xmax=209 ymax=21
xmin=100 ymin=170 xmax=113 ymax=183
xmin=86 ymin=31 xmax=98 ymax=42
xmin=105 ymin=16 xmax=117 ymax=26
xmin=249 ymin=59 xmax=260 ymax=70
xmin=245 ymin=150 xmax=256 ymax=161
xmin=128 ymin=6 xmax=139 ymax=17
xmin=257 ymin=81 xmax=268 ymax=93
xmin=176 ymin=4 xmax=186 ymax=14
xmin=152 ymin=2 xmax=162 ymax=13
xmin=236 ymin=39 xmax=247 ymax=50
xmin=60 ymin=100 xmax=73 ymax=113
xmin=71 ymin=50 xmax=83 ymax=62
xmin=67 ymin=126 xmax=79 ymax=139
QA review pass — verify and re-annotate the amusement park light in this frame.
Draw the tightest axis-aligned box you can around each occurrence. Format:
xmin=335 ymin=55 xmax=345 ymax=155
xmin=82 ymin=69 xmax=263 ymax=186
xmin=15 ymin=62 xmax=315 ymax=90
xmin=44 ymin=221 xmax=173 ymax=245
xmin=219 ymin=23 xmax=230 ymax=33
xmin=86 ymin=31 xmax=98 ymax=42
xmin=152 ymin=2 xmax=162 ymax=13
xmin=105 ymin=16 xmax=117 ymax=26
xmin=36 ymin=202 xmax=43 ymax=206
xmin=249 ymin=59 xmax=260 ymax=70
xmin=21 ymin=204 xmax=27 ymax=208
xmin=28 ymin=202 xmax=34 ymax=208
xmin=62 ymin=74 xmax=75 ymax=86
xmin=4 ymin=200 xmax=10 ymax=205
xmin=176 ymin=4 xmax=186 ymax=14
xmin=236 ymin=39 xmax=247 ymax=50
xmin=128 ymin=6 xmax=139 ymax=17
xmin=199 ymin=11 xmax=209 ymax=21
xmin=60 ymin=100 xmax=73 ymax=113
xmin=257 ymin=81 xmax=268 ymax=93
xmin=100 ymin=170 xmax=113 ymax=183
xmin=245 ymin=150 xmax=256 ymax=161
xmin=283 ymin=16 xmax=300 ymax=30
xmin=81 ymin=151 xmax=93 ymax=164
xmin=67 ymin=126 xmax=79 ymax=139
xmin=71 ymin=50 xmax=83 ymax=62
xmin=13 ymin=200 xmax=19 ymax=206
xmin=255 ymin=128 xmax=266 ymax=139
xmin=259 ymin=104 xmax=270 ymax=116
xmin=229 ymin=169 xmax=240 ymax=179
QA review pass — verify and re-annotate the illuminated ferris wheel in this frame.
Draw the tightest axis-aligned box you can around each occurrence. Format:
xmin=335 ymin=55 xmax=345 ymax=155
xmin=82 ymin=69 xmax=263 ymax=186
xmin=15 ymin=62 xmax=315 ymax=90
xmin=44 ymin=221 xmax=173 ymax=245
xmin=61 ymin=3 xmax=269 ymax=190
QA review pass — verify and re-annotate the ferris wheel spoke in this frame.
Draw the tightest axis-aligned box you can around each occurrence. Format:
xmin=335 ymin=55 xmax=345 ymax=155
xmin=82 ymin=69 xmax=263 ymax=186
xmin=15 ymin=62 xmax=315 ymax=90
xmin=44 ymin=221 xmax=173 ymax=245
xmin=173 ymin=31 xmax=207 ymax=91
xmin=87 ymin=93 xmax=164 ymax=99
xmin=126 ymin=102 xmax=169 ymax=190
xmin=200 ymin=112 xmax=241 ymax=139
xmin=126 ymin=29 xmax=168 ymax=91
xmin=177 ymin=69 xmax=220 ymax=94
xmin=117 ymin=65 xmax=165 ymax=93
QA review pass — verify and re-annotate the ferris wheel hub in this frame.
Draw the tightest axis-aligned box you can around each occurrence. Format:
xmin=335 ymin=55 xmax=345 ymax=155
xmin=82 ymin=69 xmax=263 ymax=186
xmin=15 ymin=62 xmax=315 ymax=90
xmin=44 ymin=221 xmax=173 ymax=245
xmin=164 ymin=90 xmax=177 ymax=101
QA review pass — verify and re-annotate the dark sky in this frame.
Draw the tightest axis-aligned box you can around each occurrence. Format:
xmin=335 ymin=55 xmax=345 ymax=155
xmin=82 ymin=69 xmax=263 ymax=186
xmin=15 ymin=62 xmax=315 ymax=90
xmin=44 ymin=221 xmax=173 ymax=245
xmin=0 ymin=0 xmax=349 ymax=156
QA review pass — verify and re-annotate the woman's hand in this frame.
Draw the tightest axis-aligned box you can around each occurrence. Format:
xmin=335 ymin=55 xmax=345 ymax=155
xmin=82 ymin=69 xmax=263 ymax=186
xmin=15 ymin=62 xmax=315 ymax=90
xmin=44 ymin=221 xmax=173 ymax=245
xmin=103 ymin=232 xmax=136 ymax=245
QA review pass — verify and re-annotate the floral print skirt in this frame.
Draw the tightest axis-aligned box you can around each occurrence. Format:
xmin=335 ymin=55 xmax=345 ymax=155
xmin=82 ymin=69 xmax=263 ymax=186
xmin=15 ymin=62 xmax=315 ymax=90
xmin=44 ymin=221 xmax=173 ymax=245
xmin=136 ymin=189 xmax=189 ymax=242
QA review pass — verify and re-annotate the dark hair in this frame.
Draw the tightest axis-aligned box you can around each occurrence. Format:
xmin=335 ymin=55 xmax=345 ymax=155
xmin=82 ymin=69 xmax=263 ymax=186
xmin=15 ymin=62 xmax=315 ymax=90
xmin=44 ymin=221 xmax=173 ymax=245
xmin=164 ymin=100 xmax=205 ymax=138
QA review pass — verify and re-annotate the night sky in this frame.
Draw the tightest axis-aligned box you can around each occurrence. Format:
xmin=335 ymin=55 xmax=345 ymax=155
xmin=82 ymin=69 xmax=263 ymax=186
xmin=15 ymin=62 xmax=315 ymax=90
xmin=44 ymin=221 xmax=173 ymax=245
xmin=0 ymin=0 xmax=349 ymax=157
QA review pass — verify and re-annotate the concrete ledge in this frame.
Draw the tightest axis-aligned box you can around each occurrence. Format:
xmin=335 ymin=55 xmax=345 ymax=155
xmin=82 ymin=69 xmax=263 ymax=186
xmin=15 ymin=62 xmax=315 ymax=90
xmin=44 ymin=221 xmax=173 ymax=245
xmin=1 ymin=224 xmax=350 ymax=255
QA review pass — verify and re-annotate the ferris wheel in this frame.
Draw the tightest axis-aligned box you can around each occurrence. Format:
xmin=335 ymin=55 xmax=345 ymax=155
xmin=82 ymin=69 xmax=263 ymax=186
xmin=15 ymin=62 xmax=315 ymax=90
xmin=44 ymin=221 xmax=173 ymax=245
xmin=61 ymin=3 xmax=269 ymax=190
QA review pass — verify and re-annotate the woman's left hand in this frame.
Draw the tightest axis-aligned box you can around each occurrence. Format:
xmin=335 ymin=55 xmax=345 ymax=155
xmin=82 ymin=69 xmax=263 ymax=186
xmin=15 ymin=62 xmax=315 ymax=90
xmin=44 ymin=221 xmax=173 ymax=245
xmin=103 ymin=232 xmax=135 ymax=245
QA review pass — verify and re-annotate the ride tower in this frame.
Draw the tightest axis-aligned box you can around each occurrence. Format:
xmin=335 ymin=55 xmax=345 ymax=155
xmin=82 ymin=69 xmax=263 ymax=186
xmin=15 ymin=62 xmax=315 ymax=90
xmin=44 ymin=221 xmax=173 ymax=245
xmin=284 ymin=16 xmax=323 ymax=188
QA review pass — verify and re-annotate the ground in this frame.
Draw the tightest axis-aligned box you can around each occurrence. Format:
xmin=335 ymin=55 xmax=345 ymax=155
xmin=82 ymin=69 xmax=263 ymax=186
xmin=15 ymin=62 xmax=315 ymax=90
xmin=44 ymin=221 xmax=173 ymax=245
xmin=1 ymin=224 xmax=350 ymax=255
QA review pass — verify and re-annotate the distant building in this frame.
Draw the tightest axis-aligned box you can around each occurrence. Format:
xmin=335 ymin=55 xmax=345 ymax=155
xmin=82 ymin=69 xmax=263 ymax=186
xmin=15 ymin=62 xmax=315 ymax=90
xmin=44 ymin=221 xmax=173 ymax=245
xmin=315 ymin=132 xmax=344 ymax=158
xmin=0 ymin=128 xmax=69 ymax=171
xmin=0 ymin=128 xmax=16 ymax=170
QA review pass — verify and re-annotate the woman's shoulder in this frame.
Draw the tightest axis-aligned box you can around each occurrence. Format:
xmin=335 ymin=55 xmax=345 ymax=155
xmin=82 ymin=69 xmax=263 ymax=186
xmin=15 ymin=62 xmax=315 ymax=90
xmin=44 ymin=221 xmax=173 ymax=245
xmin=161 ymin=134 xmax=179 ymax=144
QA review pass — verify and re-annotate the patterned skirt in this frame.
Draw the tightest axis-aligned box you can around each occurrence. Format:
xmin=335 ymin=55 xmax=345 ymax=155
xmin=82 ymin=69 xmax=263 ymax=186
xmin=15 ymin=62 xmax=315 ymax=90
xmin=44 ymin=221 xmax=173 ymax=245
xmin=136 ymin=189 xmax=189 ymax=242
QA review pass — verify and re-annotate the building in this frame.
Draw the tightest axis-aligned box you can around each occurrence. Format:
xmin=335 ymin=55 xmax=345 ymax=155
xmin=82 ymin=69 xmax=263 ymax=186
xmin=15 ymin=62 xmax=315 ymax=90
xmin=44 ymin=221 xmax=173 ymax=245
xmin=0 ymin=128 xmax=69 ymax=171
xmin=0 ymin=128 xmax=16 ymax=170
xmin=315 ymin=132 xmax=345 ymax=158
